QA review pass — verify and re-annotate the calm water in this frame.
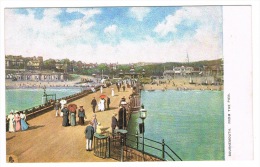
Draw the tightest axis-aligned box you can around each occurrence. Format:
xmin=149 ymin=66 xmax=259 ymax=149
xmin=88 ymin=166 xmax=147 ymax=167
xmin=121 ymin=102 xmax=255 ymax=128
xmin=127 ymin=90 xmax=224 ymax=161
xmin=5 ymin=88 xmax=82 ymax=114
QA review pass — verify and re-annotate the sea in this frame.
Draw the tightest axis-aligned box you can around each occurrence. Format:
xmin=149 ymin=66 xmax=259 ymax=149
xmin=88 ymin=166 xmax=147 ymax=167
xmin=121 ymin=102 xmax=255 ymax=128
xmin=5 ymin=88 xmax=82 ymax=114
xmin=127 ymin=90 xmax=224 ymax=161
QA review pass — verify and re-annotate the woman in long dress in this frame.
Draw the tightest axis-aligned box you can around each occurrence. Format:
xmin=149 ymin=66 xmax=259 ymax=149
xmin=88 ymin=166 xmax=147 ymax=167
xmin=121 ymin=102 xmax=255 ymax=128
xmin=14 ymin=111 xmax=21 ymax=131
xmin=111 ymin=88 xmax=114 ymax=97
xmin=99 ymin=98 xmax=105 ymax=111
xmin=68 ymin=104 xmax=77 ymax=126
xmin=7 ymin=111 xmax=15 ymax=132
xmin=60 ymin=99 xmax=67 ymax=117
xmin=61 ymin=105 xmax=69 ymax=126
xmin=20 ymin=111 xmax=29 ymax=131
xmin=78 ymin=106 xmax=86 ymax=125
xmin=91 ymin=114 xmax=98 ymax=132
xmin=100 ymin=86 xmax=103 ymax=94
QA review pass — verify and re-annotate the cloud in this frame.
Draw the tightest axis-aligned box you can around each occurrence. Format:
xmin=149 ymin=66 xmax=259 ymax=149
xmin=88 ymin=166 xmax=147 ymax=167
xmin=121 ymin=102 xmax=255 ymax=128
xmin=66 ymin=8 xmax=101 ymax=21
xmin=129 ymin=7 xmax=151 ymax=21
xmin=154 ymin=7 xmax=222 ymax=37
xmin=153 ymin=6 xmax=223 ymax=61
xmin=43 ymin=8 xmax=62 ymax=19
xmin=104 ymin=25 xmax=118 ymax=35
xmin=4 ymin=8 xmax=97 ymax=59
xmin=4 ymin=7 xmax=222 ymax=64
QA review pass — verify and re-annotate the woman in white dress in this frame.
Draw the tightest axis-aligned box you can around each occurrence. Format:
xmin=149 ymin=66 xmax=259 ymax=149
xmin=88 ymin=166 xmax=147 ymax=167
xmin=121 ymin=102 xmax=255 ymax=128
xmin=7 ymin=110 xmax=15 ymax=132
xmin=100 ymin=86 xmax=103 ymax=94
xmin=60 ymin=99 xmax=67 ymax=117
xmin=111 ymin=88 xmax=114 ymax=97
xmin=99 ymin=98 xmax=105 ymax=111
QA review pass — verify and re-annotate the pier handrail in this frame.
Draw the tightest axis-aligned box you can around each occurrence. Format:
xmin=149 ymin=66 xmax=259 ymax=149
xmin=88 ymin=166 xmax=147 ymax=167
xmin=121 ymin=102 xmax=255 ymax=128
xmin=6 ymin=86 xmax=102 ymax=119
xmin=125 ymin=132 xmax=182 ymax=161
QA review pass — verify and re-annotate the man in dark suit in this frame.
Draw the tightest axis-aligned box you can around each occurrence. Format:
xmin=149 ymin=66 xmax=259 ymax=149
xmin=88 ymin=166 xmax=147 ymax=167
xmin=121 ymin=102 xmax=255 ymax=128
xmin=91 ymin=97 xmax=97 ymax=113
xmin=111 ymin=113 xmax=118 ymax=135
xmin=118 ymin=101 xmax=127 ymax=129
xmin=107 ymin=96 xmax=110 ymax=109
xmin=84 ymin=122 xmax=94 ymax=151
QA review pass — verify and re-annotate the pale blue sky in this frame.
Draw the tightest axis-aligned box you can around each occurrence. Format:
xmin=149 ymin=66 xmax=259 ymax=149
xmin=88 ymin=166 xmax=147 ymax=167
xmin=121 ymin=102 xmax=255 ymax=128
xmin=5 ymin=6 xmax=223 ymax=63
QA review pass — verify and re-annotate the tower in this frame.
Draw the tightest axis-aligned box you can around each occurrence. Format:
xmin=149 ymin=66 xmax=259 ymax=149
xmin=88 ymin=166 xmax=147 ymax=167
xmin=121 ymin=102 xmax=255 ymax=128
xmin=186 ymin=52 xmax=189 ymax=64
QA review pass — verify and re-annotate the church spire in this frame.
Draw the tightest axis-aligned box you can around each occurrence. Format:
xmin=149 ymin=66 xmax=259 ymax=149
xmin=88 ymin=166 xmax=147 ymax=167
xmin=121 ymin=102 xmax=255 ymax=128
xmin=186 ymin=52 xmax=189 ymax=64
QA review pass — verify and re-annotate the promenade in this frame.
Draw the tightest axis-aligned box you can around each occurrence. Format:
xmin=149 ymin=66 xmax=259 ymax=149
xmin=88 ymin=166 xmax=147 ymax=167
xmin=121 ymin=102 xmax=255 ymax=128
xmin=6 ymin=84 xmax=133 ymax=162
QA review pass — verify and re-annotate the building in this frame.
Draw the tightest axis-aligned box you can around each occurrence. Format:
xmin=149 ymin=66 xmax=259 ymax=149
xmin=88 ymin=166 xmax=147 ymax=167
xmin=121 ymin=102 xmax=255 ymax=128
xmin=12 ymin=71 xmax=68 ymax=81
xmin=118 ymin=67 xmax=145 ymax=79
xmin=26 ymin=56 xmax=43 ymax=70
xmin=5 ymin=55 xmax=25 ymax=69
xmin=5 ymin=55 xmax=43 ymax=70
xmin=163 ymin=66 xmax=195 ymax=78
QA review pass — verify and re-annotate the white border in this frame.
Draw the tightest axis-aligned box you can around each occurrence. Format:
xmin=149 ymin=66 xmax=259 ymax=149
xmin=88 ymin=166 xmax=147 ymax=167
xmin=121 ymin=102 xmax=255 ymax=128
xmin=1 ymin=1 xmax=259 ymax=167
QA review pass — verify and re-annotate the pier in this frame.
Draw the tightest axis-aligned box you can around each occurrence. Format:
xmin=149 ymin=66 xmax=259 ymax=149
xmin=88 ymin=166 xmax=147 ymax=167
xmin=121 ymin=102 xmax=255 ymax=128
xmin=6 ymin=81 xmax=182 ymax=163
xmin=6 ymin=84 xmax=134 ymax=162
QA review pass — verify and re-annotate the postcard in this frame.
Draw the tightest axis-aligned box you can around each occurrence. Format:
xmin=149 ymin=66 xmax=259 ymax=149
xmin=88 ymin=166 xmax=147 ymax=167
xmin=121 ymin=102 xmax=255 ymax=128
xmin=1 ymin=1 xmax=259 ymax=167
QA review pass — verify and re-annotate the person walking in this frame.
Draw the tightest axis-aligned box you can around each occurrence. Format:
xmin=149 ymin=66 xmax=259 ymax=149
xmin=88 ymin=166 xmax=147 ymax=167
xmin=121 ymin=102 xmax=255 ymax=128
xmin=100 ymin=86 xmax=103 ymax=94
xmin=118 ymin=101 xmax=127 ymax=129
xmin=91 ymin=97 xmax=97 ymax=113
xmin=60 ymin=99 xmax=67 ymax=117
xmin=91 ymin=114 xmax=98 ymax=132
xmin=107 ymin=96 xmax=110 ymax=110
xmin=116 ymin=83 xmax=120 ymax=92
xmin=84 ymin=122 xmax=94 ymax=151
xmin=111 ymin=88 xmax=115 ymax=97
xmin=7 ymin=110 xmax=15 ymax=133
xmin=78 ymin=106 xmax=86 ymax=125
xmin=61 ymin=104 xmax=69 ymax=126
xmin=54 ymin=100 xmax=60 ymax=117
xmin=14 ymin=111 xmax=21 ymax=131
xmin=68 ymin=104 xmax=77 ymax=126
xmin=98 ymin=98 xmax=105 ymax=111
xmin=111 ymin=112 xmax=118 ymax=135
xmin=20 ymin=111 xmax=29 ymax=131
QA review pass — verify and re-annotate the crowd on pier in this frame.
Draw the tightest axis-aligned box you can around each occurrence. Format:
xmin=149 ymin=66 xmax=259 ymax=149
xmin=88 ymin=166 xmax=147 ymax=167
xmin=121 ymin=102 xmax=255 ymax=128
xmin=6 ymin=110 xmax=29 ymax=132
xmin=6 ymin=79 xmax=138 ymax=154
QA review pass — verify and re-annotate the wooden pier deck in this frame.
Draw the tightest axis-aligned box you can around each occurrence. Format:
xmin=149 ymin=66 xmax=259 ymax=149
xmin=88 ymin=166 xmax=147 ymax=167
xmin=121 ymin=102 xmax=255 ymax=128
xmin=6 ymin=84 xmax=133 ymax=163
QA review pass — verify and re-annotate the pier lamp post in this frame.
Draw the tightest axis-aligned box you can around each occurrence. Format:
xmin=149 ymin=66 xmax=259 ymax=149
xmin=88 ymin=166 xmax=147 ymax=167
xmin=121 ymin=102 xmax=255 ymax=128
xmin=139 ymin=104 xmax=147 ymax=160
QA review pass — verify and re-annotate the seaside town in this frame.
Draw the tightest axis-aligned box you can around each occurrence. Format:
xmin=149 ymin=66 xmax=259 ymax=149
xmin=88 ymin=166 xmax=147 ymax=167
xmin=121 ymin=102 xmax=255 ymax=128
xmin=5 ymin=55 xmax=223 ymax=90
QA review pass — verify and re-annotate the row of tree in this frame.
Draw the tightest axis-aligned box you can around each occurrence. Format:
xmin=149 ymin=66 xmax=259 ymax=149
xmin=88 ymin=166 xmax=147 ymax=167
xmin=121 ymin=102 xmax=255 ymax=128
xmin=42 ymin=58 xmax=223 ymax=77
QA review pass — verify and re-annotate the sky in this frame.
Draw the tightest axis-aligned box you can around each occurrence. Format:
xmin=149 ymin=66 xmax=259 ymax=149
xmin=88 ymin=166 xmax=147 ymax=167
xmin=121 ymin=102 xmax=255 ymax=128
xmin=4 ymin=6 xmax=223 ymax=64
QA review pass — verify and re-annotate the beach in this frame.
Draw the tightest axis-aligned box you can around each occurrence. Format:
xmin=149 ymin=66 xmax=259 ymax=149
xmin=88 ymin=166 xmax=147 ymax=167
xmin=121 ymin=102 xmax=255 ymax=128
xmin=6 ymin=75 xmax=223 ymax=91
xmin=143 ymin=76 xmax=223 ymax=91
xmin=5 ymin=75 xmax=94 ymax=89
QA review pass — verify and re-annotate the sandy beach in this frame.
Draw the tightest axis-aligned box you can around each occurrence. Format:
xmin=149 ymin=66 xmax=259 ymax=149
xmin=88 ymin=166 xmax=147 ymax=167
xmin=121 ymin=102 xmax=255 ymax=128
xmin=143 ymin=76 xmax=223 ymax=91
xmin=5 ymin=75 xmax=223 ymax=91
xmin=5 ymin=75 xmax=94 ymax=89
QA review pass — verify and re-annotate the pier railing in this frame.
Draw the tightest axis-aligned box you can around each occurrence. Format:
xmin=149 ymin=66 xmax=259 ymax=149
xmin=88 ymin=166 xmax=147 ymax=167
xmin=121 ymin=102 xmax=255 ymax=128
xmin=125 ymin=132 xmax=182 ymax=161
xmin=11 ymin=85 xmax=102 ymax=120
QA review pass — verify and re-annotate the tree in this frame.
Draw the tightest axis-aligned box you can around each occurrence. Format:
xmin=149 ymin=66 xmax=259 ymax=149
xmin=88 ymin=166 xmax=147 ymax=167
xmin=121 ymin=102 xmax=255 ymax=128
xmin=43 ymin=59 xmax=56 ymax=70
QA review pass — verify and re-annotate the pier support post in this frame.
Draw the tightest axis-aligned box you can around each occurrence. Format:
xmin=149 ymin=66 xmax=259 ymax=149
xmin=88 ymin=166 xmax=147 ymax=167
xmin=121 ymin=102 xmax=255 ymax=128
xmin=162 ymin=139 xmax=165 ymax=160
xmin=136 ymin=131 xmax=139 ymax=150
xmin=108 ymin=137 xmax=110 ymax=158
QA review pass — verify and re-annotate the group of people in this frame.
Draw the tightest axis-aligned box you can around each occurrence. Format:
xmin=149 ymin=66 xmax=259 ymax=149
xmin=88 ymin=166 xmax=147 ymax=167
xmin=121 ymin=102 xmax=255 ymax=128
xmin=91 ymin=96 xmax=111 ymax=113
xmin=6 ymin=110 xmax=29 ymax=132
xmin=83 ymin=97 xmax=128 ymax=152
xmin=60 ymin=104 xmax=88 ymax=127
